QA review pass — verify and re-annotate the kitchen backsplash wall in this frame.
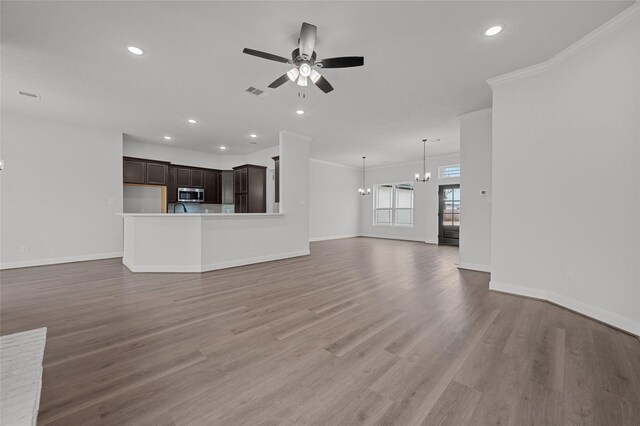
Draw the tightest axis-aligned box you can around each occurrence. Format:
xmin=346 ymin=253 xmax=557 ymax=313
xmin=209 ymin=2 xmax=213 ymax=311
xmin=168 ymin=203 xmax=233 ymax=214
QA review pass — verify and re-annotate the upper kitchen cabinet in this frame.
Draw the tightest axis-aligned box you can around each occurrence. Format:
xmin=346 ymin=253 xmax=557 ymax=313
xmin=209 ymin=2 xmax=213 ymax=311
xmin=204 ymin=170 xmax=221 ymax=204
xmin=146 ymin=162 xmax=168 ymax=185
xmin=177 ymin=168 xmax=191 ymax=187
xmin=176 ymin=166 xmax=204 ymax=188
xmin=233 ymin=164 xmax=266 ymax=213
xmin=233 ymin=167 xmax=247 ymax=194
xmin=190 ymin=169 xmax=204 ymax=188
xmin=123 ymin=158 xmax=146 ymax=184
xmin=123 ymin=157 xmax=169 ymax=185
xmin=167 ymin=166 xmax=177 ymax=203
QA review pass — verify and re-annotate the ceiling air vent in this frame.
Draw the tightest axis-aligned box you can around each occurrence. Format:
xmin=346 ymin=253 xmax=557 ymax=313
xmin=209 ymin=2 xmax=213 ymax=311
xmin=244 ymin=86 xmax=270 ymax=98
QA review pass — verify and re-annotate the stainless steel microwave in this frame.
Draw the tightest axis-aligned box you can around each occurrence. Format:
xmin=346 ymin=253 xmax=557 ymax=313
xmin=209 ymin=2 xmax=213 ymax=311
xmin=177 ymin=187 xmax=204 ymax=203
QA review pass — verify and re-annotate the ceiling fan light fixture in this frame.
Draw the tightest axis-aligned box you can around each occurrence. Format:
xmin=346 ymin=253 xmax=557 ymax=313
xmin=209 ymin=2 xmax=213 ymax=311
xmin=297 ymin=75 xmax=308 ymax=87
xmin=287 ymin=67 xmax=300 ymax=82
xmin=299 ymin=63 xmax=312 ymax=77
xmin=310 ymin=69 xmax=321 ymax=83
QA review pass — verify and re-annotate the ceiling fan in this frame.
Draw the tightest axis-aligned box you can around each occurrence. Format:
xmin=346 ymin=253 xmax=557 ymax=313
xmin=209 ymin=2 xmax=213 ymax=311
xmin=242 ymin=22 xmax=364 ymax=94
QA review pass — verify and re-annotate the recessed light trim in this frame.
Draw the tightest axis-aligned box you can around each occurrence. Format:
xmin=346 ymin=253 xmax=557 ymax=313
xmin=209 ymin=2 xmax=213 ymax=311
xmin=163 ymin=136 xmax=172 ymax=140
xmin=127 ymin=46 xmax=144 ymax=55
xmin=296 ymin=110 xmax=305 ymax=115
xmin=187 ymin=119 xmax=197 ymax=124
xmin=249 ymin=134 xmax=257 ymax=138
xmin=485 ymin=25 xmax=503 ymax=37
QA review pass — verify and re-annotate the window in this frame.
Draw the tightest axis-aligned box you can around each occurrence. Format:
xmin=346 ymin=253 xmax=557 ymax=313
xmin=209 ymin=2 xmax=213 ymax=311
xmin=374 ymin=183 xmax=414 ymax=227
xmin=439 ymin=164 xmax=460 ymax=179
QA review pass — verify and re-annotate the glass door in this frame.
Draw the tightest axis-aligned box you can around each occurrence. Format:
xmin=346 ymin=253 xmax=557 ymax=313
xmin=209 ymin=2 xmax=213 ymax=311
xmin=438 ymin=184 xmax=460 ymax=246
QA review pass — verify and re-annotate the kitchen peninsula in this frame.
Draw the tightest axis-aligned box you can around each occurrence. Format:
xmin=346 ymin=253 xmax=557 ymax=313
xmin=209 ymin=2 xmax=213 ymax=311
xmin=120 ymin=131 xmax=312 ymax=273
xmin=120 ymin=212 xmax=306 ymax=272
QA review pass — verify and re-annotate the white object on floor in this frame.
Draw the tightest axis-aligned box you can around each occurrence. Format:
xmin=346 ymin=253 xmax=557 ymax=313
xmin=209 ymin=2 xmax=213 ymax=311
xmin=1 ymin=327 xmax=47 ymax=426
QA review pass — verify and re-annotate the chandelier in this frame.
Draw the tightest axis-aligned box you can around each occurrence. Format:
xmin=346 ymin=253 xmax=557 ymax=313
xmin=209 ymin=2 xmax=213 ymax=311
xmin=415 ymin=139 xmax=431 ymax=182
xmin=358 ymin=156 xmax=371 ymax=195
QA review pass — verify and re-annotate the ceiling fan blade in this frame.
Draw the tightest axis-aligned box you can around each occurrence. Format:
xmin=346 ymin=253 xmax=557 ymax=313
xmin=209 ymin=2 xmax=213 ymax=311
xmin=313 ymin=74 xmax=334 ymax=93
xmin=317 ymin=56 xmax=364 ymax=68
xmin=268 ymin=73 xmax=291 ymax=88
xmin=243 ymin=48 xmax=291 ymax=64
xmin=298 ymin=22 xmax=317 ymax=60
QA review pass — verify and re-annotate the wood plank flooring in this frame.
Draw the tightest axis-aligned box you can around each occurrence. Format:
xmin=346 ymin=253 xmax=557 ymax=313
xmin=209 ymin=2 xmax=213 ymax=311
xmin=1 ymin=237 xmax=639 ymax=425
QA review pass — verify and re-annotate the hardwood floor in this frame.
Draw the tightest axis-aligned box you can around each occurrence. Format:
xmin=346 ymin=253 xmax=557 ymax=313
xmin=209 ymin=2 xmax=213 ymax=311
xmin=1 ymin=237 xmax=639 ymax=425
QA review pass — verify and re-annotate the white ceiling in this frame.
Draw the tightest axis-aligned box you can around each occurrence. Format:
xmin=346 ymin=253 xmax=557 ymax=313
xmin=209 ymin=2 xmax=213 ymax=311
xmin=1 ymin=1 xmax=632 ymax=167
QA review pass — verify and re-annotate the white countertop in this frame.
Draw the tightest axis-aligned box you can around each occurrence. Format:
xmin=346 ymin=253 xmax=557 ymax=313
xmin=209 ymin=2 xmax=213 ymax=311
xmin=119 ymin=212 xmax=285 ymax=218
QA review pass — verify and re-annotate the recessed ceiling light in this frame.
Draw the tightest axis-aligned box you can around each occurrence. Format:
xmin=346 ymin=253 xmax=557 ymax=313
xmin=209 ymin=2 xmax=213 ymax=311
xmin=163 ymin=136 xmax=172 ymax=140
xmin=219 ymin=146 xmax=227 ymax=150
xmin=187 ymin=119 xmax=197 ymax=124
xmin=127 ymin=46 xmax=144 ymax=55
xmin=296 ymin=110 xmax=305 ymax=115
xmin=485 ymin=25 xmax=503 ymax=37
xmin=250 ymin=134 xmax=257 ymax=138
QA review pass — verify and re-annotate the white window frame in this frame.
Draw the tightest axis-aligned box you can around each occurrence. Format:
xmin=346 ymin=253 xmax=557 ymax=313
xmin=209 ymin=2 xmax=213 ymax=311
xmin=373 ymin=182 xmax=414 ymax=227
xmin=438 ymin=164 xmax=460 ymax=180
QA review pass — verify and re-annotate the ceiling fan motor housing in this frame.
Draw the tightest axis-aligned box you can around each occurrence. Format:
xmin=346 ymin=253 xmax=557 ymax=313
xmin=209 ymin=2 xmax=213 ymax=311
xmin=291 ymin=48 xmax=316 ymax=64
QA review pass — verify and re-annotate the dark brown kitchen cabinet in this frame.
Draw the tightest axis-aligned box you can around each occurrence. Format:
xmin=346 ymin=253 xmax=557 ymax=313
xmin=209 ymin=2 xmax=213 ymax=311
xmin=176 ymin=168 xmax=191 ymax=187
xmin=176 ymin=167 xmax=205 ymax=188
xmin=146 ymin=162 xmax=168 ymax=185
xmin=123 ymin=158 xmax=146 ymax=184
xmin=233 ymin=167 xmax=247 ymax=194
xmin=272 ymin=156 xmax=280 ymax=203
xmin=190 ymin=169 xmax=204 ymax=188
xmin=233 ymin=164 xmax=266 ymax=213
xmin=167 ymin=166 xmax=177 ymax=203
xmin=123 ymin=157 xmax=169 ymax=186
xmin=221 ymin=171 xmax=234 ymax=204
xmin=234 ymin=194 xmax=247 ymax=213
xmin=204 ymin=170 xmax=221 ymax=204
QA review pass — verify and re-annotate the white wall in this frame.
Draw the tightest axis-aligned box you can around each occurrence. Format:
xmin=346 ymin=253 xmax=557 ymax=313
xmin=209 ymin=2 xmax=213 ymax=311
xmin=309 ymin=159 xmax=361 ymax=241
xmin=459 ymin=109 xmax=492 ymax=272
xmin=490 ymin=8 xmax=640 ymax=334
xmin=123 ymin=139 xmax=230 ymax=170
xmin=360 ymin=154 xmax=460 ymax=244
xmin=0 ymin=113 xmax=123 ymax=268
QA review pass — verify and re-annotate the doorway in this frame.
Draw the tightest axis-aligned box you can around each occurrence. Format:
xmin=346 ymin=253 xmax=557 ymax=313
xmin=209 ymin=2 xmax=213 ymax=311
xmin=438 ymin=184 xmax=460 ymax=246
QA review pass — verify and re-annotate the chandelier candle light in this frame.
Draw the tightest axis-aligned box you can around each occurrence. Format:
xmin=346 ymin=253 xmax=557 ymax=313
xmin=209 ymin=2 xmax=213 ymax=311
xmin=358 ymin=156 xmax=371 ymax=195
xmin=415 ymin=139 xmax=431 ymax=182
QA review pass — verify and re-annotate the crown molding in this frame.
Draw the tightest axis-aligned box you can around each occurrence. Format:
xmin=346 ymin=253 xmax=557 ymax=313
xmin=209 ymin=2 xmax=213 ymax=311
xmin=309 ymin=158 xmax=358 ymax=170
xmin=368 ymin=152 xmax=460 ymax=170
xmin=487 ymin=2 xmax=640 ymax=88
xmin=458 ymin=108 xmax=492 ymax=121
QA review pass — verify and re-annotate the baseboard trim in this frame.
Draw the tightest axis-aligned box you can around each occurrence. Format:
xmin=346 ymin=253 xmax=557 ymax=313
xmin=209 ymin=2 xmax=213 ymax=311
xmin=424 ymin=239 xmax=439 ymax=245
xmin=1 ymin=252 xmax=124 ymax=270
xmin=123 ymin=250 xmax=311 ymax=273
xmin=490 ymin=280 xmax=640 ymax=337
xmin=458 ymin=262 xmax=491 ymax=273
xmin=309 ymin=234 xmax=359 ymax=242
xmin=360 ymin=234 xmax=426 ymax=243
